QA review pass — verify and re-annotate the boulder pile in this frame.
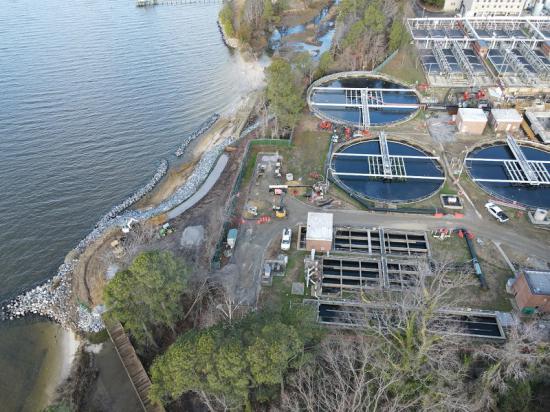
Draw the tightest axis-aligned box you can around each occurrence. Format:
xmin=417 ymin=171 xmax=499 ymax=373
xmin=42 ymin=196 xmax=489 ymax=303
xmin=175 ymin=113 xmax=219 ymax=157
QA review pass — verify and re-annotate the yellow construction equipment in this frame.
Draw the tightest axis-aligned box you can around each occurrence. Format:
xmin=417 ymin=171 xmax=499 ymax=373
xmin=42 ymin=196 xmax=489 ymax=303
xmin=273 ymin=193 xmax=287 ymax=218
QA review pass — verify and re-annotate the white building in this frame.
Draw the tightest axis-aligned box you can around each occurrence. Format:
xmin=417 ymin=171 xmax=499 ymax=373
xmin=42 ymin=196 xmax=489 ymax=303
xmin=442 ymin=0 xmax=528 ymax=16
xmin=442 ymin=0 xmax=462 ymax=11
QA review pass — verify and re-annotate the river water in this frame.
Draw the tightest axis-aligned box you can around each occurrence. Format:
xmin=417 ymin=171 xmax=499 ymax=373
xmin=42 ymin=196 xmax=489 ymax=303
xmin=0 ymin=1 xmax=259 ymax=409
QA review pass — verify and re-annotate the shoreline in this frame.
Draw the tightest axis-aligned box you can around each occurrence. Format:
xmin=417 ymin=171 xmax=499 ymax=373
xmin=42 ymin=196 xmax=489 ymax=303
xmin=53 ymin=91 xmax=260 ymax=410
xmin=1 ymin=22 xmax=266 ymax=412
xmin=0 ymin=3 xmax=269 ymax=411
xmin=44 ymin=328 xmax=80 ymax=407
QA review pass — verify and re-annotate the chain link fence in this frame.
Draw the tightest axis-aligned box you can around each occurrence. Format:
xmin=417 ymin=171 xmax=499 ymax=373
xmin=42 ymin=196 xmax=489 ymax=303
xmin=210 ymin=138 xmax=292 ymax=270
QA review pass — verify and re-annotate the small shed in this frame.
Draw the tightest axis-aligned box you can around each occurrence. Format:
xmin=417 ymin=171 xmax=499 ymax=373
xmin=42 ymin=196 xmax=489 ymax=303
xmin=227 ymin=228 xmax=238 ymax=249
xmin=512 ymin=270 xmax=550 ymax=314
xmin=306 ymin=212 xmax=333 ymax=252
xmin=456 ymin=108 xmax=487 ymax=135
xmin=489 ymin=109 xmax=523 ymax=132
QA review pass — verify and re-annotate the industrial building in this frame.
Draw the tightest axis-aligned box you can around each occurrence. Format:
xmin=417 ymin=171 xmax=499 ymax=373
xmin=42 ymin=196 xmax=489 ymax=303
xmin=305 ymin=212 xmax=333 ymax=252
xmin=525 ymin=110 xmax=550 ymax=142
xmin=456 ymin=108 xmax=488 ymax=134
xmin=489 ymin=108 xmax=523 ymax=132
xmin=512 ymin=269 xmax=550 ymax=313
xmin=408 ymin=16 xmax=550 ymax=88
xmin=461 ymin=0 xmax=527 ymax=17
xmin=441 ymin=0 xmax=533 ymax=16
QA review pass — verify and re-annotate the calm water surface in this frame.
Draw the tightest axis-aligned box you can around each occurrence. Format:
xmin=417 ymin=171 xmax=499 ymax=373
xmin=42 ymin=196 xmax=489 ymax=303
xmin=332 ymin=141 xmax=444 ymax=202
xmin=467 ymin=145 xmax=550 ymax=208
xmin=0 ymin=0 xmax=254 ymax=409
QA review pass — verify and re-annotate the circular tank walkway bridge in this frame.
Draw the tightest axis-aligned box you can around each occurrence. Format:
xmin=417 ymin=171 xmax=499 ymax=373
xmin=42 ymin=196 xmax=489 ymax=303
xmin=310 ymin=86 xmax=421 ymax=129
xmin=466 ymin=135 xmax=550 ymax=186
xmin=330 ymin=132 xmax=444 ymax=182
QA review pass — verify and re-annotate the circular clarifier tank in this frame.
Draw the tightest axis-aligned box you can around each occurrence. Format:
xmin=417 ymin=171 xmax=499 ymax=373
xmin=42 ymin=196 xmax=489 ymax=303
xmin=466 ymin=144 xmax=550 ymax=209
xmin=308 ymin=73 xmax=420 ymax=127
xmin=330 ymin=139 xmax=445 ymax=203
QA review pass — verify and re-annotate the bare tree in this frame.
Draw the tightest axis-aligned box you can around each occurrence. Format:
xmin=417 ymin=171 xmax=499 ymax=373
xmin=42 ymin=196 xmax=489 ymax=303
xmin=242 ymin=0 xmax=264 ymax=30
xmin=120 ymin=222 xmax=156 ymax=264
xmin=281 ymin=261 xmax=517 ymax=412
xmin=469 ymin=322 xmax=550 ymax=411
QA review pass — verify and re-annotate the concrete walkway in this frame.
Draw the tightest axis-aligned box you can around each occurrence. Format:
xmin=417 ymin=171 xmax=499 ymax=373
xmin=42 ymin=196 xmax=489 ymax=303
xmin=167 ymin=154 xmax=229 ymax=219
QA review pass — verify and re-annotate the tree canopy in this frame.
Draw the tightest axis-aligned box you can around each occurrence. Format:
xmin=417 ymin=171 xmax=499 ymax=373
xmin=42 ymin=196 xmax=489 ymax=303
xmin=150 ymin=306 xmax=319 ymax=409
xmin=266 ymin=58 xmax=305 ymax=130
xmin=335 ymin=0 xmax=403 ymax=70
xmin=104 ymin=250 xmax=189 ymax=347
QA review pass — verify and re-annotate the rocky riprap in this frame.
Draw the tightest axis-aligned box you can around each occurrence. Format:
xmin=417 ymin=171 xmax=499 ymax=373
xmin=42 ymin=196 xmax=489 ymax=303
xmin=2 ymin=133 xmax=234 ymax=333
xmin=175 ymin=113 xmax=219 ymax=157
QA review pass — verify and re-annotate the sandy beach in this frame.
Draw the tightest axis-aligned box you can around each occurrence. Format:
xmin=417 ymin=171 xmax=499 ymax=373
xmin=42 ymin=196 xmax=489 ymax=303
xmin=40 ymin=327 xmax=81 ymax=409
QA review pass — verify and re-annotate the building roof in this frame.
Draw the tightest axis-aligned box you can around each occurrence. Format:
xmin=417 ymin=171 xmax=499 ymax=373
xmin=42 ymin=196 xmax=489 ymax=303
xmin=306 ymin=212 xmax=333 ymax=241
xmin=491 ymin=108 xmax=522 ymax=123
xmin=458 ymin=108 xmax=487 ymax=122
xmin=525 ymin=111 xmax=550 ymax=143
xmin=524 ymin=270 xmax=550 ymax=295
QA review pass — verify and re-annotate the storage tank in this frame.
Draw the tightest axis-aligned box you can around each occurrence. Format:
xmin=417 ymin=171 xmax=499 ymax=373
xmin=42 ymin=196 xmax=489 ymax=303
xmin=534 ymin=0 xmax=544 ymax=15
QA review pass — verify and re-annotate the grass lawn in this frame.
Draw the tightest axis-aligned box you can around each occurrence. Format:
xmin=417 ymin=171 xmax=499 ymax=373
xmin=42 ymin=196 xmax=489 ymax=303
xmin=431 ymin=234 xmax=513 ymax=312
xmin=285 ymin=130 xmax=331 ymax=183
xmin=380 ymin=47 xmax=426 ymax=86
xmin=262 ymin=249 xmax=309 ymax=309
xmin=429 ymin=234 xmax=470 ymax=263
xmin=328 ymin=183 xmax=367 ymax=209
xmin=241 ymin=151 xmax=258 ymax=189
xmin=410 ymin=180 xmax=460 ymax=210
xmin=239 ymin=128 xmax=331 ymax=194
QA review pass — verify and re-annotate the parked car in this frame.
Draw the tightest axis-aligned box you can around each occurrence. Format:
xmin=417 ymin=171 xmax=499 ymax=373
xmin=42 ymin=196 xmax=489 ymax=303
xmin=281 ymin=228 xmax=292 ymax=251
xmin=485 ymin=202 xmax=509 ymax=223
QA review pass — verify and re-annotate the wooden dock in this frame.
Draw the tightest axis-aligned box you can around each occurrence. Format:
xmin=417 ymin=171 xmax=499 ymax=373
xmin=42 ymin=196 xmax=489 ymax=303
xmin=105 ymin=320 xmax=165 ymax=412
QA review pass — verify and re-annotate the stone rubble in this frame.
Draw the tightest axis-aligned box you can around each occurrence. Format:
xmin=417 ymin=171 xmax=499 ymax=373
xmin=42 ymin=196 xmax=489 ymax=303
xmin=175 ymin=113 xmax=219 ymax=157
xmin=240 ymin=114 xmax=275 ymax=138
xmin=2 ymin=132 xmax=235 ymax=333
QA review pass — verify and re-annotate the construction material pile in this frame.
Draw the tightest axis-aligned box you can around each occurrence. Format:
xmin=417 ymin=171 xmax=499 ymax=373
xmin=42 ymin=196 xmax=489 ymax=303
xmin=2 ymin=262 xmax=81 ymax=328
xmin=95 ymin=159 xmax=168 ymax=229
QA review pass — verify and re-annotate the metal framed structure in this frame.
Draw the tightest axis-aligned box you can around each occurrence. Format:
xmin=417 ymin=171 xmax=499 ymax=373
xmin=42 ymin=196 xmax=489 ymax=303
xmin=408 ymin=16 xmax=550 ymax=48
xmin=331 ymin=133 xmax=444 ymax=182
xmin=309 ymin=300 xmax=507 ymax=339
xmin=465 ymin=136 xmax=550 ymax=186
xmin=309 ymin=87 xmax=420 ymax=129
xmin=320 ymin=255 xmax=425 ymax=297
xmin=332 ymin=227 xmax=430 ymax=256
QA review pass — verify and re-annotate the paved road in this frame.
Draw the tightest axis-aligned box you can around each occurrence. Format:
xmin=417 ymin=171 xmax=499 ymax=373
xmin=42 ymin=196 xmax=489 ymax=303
xmin=228 ymin=195 xmax=550 ymax=306
xmin=167 ymin=154 xmax=229 ymax=219
xmin=289 ymin=197 xmax=550 ymax=261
